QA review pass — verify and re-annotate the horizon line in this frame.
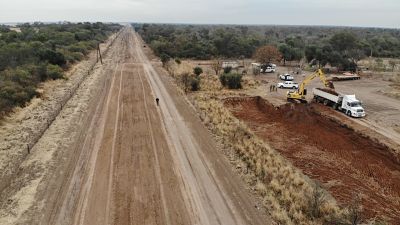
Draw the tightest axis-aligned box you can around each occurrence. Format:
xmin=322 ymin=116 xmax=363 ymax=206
xmin=0 ymin=21 xmax=398 ymax=30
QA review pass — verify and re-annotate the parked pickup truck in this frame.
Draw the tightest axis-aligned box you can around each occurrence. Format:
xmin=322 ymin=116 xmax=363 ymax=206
xmin=277 ymin=81 xmax=299 ymax=89
xmin=312 ymin=88 xmax=366 ymax=118
xmin=279 ymin=74 xmax=294 ymax=81
xmin=260 ymin=63 xmax=276 ymax=73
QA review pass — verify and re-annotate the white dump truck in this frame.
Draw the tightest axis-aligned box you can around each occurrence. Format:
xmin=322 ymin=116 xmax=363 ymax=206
xmin=312 ymin=88 xmax=366 ymax=118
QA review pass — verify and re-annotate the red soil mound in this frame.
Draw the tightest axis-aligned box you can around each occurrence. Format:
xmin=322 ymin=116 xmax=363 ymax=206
xmin=225 ymin=96 xmax=400 ymax=223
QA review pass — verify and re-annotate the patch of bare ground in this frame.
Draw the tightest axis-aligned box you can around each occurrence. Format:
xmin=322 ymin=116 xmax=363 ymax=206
xmin=225 ymin=96 xmax=400 ymax=224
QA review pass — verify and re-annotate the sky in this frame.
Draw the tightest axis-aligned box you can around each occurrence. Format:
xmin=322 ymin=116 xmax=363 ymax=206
xmin=0 ymin=0 xmax=399 ymax=28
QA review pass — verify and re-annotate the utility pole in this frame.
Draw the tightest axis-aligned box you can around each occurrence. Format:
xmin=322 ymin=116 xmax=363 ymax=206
xmin=97 ymin=43 xmax=103 ymax=65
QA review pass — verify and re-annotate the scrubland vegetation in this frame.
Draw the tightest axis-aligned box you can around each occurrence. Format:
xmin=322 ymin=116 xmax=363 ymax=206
xmin=0 ymin=22 xmax=121 ymax=118
xmin=135 ymin=23 xmax=400 ymax=72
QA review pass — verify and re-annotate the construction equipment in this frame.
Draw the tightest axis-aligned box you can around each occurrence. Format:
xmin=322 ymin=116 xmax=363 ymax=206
xmin=286 ymin=69 xmax=334 ymax=102
xmin=312 ymin=88 xmax=366 ymax=117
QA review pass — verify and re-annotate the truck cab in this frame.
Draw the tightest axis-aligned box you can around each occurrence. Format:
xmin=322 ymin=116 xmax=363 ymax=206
xmin=340 ymin=95 xmax=366 ymax=118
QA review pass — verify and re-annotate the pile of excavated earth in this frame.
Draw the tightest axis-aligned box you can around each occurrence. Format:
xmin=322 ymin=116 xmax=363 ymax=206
xmin=225 ymin=96 xmax=400 ymax=223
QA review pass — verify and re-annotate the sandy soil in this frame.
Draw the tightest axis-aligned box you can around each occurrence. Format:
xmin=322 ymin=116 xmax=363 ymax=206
xmin=0 ymin=26 xmax=272 ymax=225
xmin=225 ymin=97 xmax=400 ymax=223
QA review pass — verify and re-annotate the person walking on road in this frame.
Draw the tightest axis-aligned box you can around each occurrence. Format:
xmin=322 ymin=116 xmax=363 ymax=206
xmin=156 ymin=98 xmax=159 ymax=106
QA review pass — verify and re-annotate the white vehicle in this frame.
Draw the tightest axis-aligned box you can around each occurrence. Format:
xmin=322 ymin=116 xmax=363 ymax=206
xmin=277 ymin=81 xmax=299 ymax=89
xmin=260 ymin=63 xmax=276 ymax=73
xmin=222 ymin=61 xmax=239 ymax=69
xmin=279 ymin=73 xmax=294 ymax=81
xmin=312 ymin=88 xmax=366 ymax=118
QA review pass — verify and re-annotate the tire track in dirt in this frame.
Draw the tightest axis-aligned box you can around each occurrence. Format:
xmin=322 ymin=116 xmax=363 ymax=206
xmin=137 ymin=70 xmax=171 ymax=225
xmin=135 ymin=30 xmax=247 ymax=225
xmin=53 ymin=28 xmax=128 ymax=225
xmin=51 ymin=63 xmax=120 ymax=225
xmin=104 ymin=64 xmax=124 ymax=225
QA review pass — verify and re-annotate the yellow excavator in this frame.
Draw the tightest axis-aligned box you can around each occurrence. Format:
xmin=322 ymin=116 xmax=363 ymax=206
xmin=287 ymin=69 xmax=334 ymax=103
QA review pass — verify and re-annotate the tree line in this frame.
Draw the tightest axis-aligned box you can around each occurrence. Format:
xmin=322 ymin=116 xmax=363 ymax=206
xmin=135 ymin=23 xmax=400 ymax=72
xmin=0 ymin=22 xmax=121 ymax=118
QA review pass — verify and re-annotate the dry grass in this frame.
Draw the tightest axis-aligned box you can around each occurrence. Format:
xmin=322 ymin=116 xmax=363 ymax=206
xmin=191 ymin=94 xmax=344 ymax=224
xmin=378 ymin=73 xmax=400 ymax=100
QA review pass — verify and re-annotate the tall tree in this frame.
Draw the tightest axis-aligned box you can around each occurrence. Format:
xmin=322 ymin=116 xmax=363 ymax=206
xmin=279 ymin=44 xmax=303 ymax=65
xmin=253 ymin=45 xmax=282 ymax=64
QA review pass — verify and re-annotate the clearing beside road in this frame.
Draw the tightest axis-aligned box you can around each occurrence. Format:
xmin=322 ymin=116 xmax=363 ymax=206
xmin=167 ymin=58 xmax=400 ymax=223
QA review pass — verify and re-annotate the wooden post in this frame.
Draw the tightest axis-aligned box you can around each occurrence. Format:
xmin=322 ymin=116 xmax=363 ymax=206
xmin=97 ymin=43 xmax=103 ymax=65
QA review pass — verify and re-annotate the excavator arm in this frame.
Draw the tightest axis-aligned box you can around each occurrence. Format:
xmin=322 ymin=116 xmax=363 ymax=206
xmin=287 ymin=69 xmax=334 ymax=102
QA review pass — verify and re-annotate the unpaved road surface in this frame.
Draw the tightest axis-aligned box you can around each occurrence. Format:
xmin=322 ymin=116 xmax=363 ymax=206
xmin=225 ymin=96 xmax=400 ymax=223
xmin=16 ymin=26 xmax=270 ymax=225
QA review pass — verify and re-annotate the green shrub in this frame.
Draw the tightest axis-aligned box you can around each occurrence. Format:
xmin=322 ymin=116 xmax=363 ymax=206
xmin=71 ymin=52 xmax=84 ymax=61
xmin=223 ymin=66 xmax=232 ymax=74
xmin=38 ymin=49 xmax=67 ymax=66
xmin=68 ymin=43 xmax=89 ymax=55
xmin=219 ymin=73 xmax=242 ymax=89
xmin=0 ymin=22 xmax=122 ymax=118
xmin=46 ymin=64 xmax=64 ymax=80
xmin=160 ymin=53 xmax=170 ymax=66
xmin=193 ymin=66 xmax=203 ymax=76
xmin=190 ymin=77 xmax=200 ymax=91
xmin=64 ymin=51 xmax=84 ymax=63
xmin=0 ymin=81 xmax=37 ymax=107
xmin=180 ymin=73 xmax=201 ymax=92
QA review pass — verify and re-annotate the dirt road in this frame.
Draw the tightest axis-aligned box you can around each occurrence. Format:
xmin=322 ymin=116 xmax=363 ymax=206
xmin=40 ymin=26 xmax=270 ymax=225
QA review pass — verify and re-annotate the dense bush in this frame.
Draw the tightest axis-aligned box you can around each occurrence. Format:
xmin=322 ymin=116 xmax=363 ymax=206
xmin=0 ymin=22 xmax=121 ymax=118
xmin=223 ymin=66 xmax=232 ymax=74
xmin=219 ymin=73 xmax=242 ymax=89
xmin=190 ymin=77 xmax=200 ymax=91
xmin=136 ymin=23 xmax=400 ymax=70
xmin=193 ymin=67 xmax=203 ymax=76
xmin=180 ymin=72 xmax=201 ymax=92
xmin=46 ymin=64 xmax=64 ymax=80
